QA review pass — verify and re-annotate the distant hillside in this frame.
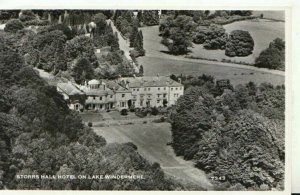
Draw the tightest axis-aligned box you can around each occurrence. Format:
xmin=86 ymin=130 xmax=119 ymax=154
xmin=252 ymin=11 xmax=285 ymax=21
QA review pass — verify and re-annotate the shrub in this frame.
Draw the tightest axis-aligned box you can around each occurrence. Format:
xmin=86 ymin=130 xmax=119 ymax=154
xmin=88 ymin=122 xmax=93 ymax=127
xmin=255 ymin=38 xmax=285 ymax=70
xmin=4 ymin=19 xmax=24 ymax=33
xmin=120 ymin=109 xmax=128 ymax=116
xmin=19 ymin=10 xmax=36 ymax=22
xmin=151 ymin=107 xmax=159 ymax=116
xmin=193 ymin=24 xmax=228 ymax=50
xmin=23 ymin=19 xmax=50 ymax=26
xmin=225 ymin=30 xmax=254 ymax=57
xmin=124 ymin=142 xmax=138 ymax=150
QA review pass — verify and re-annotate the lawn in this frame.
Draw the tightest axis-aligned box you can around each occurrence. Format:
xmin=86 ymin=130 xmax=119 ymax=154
xmin=138 ymin=55 xmax=284 ymax=86
xmin=93 ymin=123 xmax=213 ymax=189
xmin=138 ymin=19 xmax=285 ymax=86
xmin=189 ymin=19 xmax=285 ymax=64
xmin=79 ymin=112 xmax=105 ymax=122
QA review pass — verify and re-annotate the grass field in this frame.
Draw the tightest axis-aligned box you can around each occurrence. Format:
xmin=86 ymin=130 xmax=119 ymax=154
xmin=138 ymin=55 xmax=284 ymax=86
xmin=252 ymin=11 xmax=285 ymax=21
xmin=93 ymin=123 xmax=213 ymax=190
xmin=190 ymin=19 xmax=285 ymax=64
xmin=138 ymin=21 xmax=285 ymax=86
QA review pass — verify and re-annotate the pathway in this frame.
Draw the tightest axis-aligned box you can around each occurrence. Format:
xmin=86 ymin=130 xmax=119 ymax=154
xmin=106 ymin=19 xmax=139 ymax=73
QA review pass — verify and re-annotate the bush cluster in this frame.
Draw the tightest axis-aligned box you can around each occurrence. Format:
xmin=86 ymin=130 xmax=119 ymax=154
xmin=225 ymin=30 xmax=254 ymax=57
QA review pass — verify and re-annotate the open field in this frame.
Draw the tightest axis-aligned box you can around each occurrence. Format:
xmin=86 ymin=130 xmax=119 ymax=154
xmin=138 ymin=21 xmax=285 ymax=86
xmin=252 ymin=10 xmax=285 ymax=21
xmin=93 ymin=123 xmax=213 ymax=190
xmin=138 ymin=55 xmax=284 ymax=86
xmin=190 ymin=19 xmax=285 ymax=64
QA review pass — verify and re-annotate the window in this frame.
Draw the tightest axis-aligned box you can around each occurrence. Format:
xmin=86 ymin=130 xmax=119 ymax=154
xmin=148 ymin=88 xmax=150 ymax=91
xmin=137 ymin=89 xmax=139 ymax=91
xmin=171 ymin=88 xmax=173 ymax=91
xmin=140 ymin=100 xmax=143 ymax=106
xmin=157 ymin=94 xmax=160 ymax=98
xmin=157 ymin=100 xmax=160 ymax=104
xmin=174 ymin=94 xmax=176 ymax=97
xmin=93 ymin=96 xmax=96 ymax=100
xmin=163 ymin=94 xmax=167 ymax=98
xmin=176 ymin=88 xmax=178 ymax=90
xmin=144 ymin=88 xmax=147 ymax=91
xmin=100 ymin=97 xmax=102 ymax=100
xmin=110 ymin=95 xmax=113 ymax=98
xmin=133 ymin=89 xmax=135 ymax=91
xmin=133 ymin=101 xmax=136 ymax=106
xmin=100 ymin=104 xmax=103 ymax=109
xmin=121 ymin=102 xmax=126 ymax=107
xmin=158 ymin=87 xmax=160 ymax=90
xmin=164 ymin=87 xmax=166 ymax=90
xmin=122 ymin=94 xmax=125 ymax=98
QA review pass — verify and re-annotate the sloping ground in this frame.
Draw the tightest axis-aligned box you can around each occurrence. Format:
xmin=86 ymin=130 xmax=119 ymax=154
xmin=93 ymin=123 xmax=214 ymax=190
xmin=190 ymin=18 xmax=285 ymax=64
xmin=138 ymin=24 xmax=285 ymax=86
xmin=252 ymin=11 xmax=285 ymax=21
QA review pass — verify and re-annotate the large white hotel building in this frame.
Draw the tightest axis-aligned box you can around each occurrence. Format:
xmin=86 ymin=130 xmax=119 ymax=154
xmin=56 ymin=76 xmax=184 ymax=111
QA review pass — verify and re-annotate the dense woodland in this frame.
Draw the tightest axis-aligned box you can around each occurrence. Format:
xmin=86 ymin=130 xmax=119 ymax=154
xmin=169 ymin=74 xmax=285 ymax=190
xmin=0 ymin=33 xmax=184 ymax=190
xmin=0 ymin=10 xmax=147 ymax=83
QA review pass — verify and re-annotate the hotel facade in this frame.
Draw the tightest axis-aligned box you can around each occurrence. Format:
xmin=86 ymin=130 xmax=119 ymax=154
xmin=56 ymin=76 xmax=184 ymax=111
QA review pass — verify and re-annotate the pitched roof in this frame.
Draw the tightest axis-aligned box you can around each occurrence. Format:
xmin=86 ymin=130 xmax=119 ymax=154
xmin=121 ymin=76 xmax=183 ymax=88
xmin=57 ymin=82 xmax=85 ymax=96
xmin=105 ymin=80 xmax=130 ymax=92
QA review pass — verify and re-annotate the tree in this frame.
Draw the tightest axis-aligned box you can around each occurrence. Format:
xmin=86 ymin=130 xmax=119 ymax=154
xmin=142 ymin=10 xmax=159 ymax=26
xmin=0 ymin=43 xmax=24 ymax=85
xmin=26 ymin=30 xmax=67 ymax=73
xmin=19 ymin=10 xmax=36 ymax=22
xmin=111 ymin=32 xmax=120 ymax=51
xmin=225 ymin=30 xmax=254 ymax=57
xmin=134 ymin=30 xmax=145 ymax=55
xmin=65 ymin=35 xmax=98 ymax=67
xmin=160 ymin=15 xmax=196 ymax=55
xmin=47 ymin=23 xmax=75 ymax=40
xmin=195 ymin=24 xmax=228 ymax=50
xmin=255 ymin=38 xmax=285 ymax=70
xmin=94 ymin=13 xmax=107 ymax=35
xmin=129 ymin=18 xmax=139 ymax=47
xmin=72 ymin=58 xmax=94 ymax=84
xmin=139 ymin=65 xmax=144 ymax=76
xmin=4 ymin=19 xmax=24 ymax=33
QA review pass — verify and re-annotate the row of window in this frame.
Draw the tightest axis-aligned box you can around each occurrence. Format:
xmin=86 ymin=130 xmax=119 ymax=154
xmin=91 ymin=95 xmax=113 ymax=100
xmin=132 ymin=87 xmax=182 ymax=92
xmin=132 ymin=99 xmax=167 ymax=107
xmin=132 ymin=94 xmax=168 ymax=99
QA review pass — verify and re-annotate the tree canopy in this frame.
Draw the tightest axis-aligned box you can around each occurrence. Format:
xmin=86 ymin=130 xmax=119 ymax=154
xmin=169 ymin=74 xmax=285 ymax=190
xmin=255 ymin=38 xmax=285 ymax=70
xmin=225 ymin=30 xmax=254 ymax=57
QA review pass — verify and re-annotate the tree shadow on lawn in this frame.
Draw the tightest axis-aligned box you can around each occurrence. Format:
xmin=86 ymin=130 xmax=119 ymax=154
xmin=159 ymin=49 xmax=193 ymax=56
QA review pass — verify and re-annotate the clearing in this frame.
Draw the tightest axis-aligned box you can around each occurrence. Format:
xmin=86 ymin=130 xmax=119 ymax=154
xmin=190 ymin=19 xmax=285 ymax=64
xmin=93 ymin=123 xmax=214 ymax=190
xmin=137 ymin=19 xmax=285 ymax=86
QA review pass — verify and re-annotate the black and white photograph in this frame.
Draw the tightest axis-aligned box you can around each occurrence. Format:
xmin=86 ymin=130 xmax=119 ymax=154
xmin=0 ymin=8 xmax=287 ymax=192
